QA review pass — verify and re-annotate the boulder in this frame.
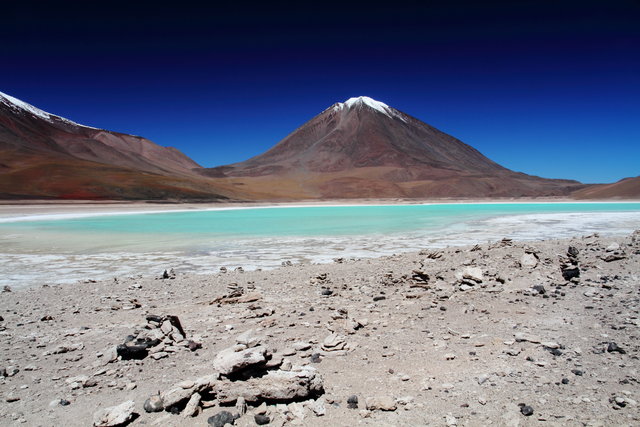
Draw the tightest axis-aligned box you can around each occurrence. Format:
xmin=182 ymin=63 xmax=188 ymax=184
xmin=215 ymin=366 xmax=323 ymax=404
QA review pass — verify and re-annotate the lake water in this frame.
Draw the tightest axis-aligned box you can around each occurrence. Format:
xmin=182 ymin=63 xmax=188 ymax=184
xmin=1 ymin=202 xmax=639 ymax=288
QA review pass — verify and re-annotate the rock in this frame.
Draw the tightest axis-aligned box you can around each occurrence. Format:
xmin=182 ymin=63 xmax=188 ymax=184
xmin=606 ymin=242 xmax=620 ymax=252
xmin=254 ymin=414 xmax=270 ymax=425
xmin=182 ymin=392 xmax=201 ymax=417
xmin=5 ymin=366 xmax=19 ymax=377
xmin=515 ymin=332 xmax=541 ymax=343
xmin=236 ymin=329 xmax=262 ymax=348
xmin=213 ymin=345 xmax=268 ymax=376
xmin=215 ymin=366 xmax=323 ymax=404
xmin=235 ymin=396 xmax=247 ymax=416
xmin=603 ymin=253 xmax=626 ymax=262
xmin=347 ymin=395 xmax=358 ymax=409
xmin=207 ymin=410 xmax=237 ymax=427
xmin=143 ymin=394 xmax=164 ymax=413
xmin=311 ymin=398 xmax=326 ymax=416
xmin=567 ymin=246 xmax=579 ymax=258
xmin=160 ymin=386 xmax=195 ymax=409
xmin=532 ymin=284 xmax=546 ymax=295
xmin=116 ymin=344 xmax=148 ymax=360
xmin=310 ymin=353 xmax=322 ymax=363
xmin=293 ymin=341 xmax=312 ymax=351
xmin=445 ymin=414 xmax=458 ymax=426
xmin=93 ymin=400 xmax=136 ymax=427
xmin=366 ymin=396 xmax=397 ymax=411
xmin=607 ymin=342 xmax=626 ymax=354
xmin=461 ymin=266 xmax=483 ymax=282
xmin=521 ymin=253 xmax=538 ymax=268
xmin=322 ymin=333 xmax=347 ymax=351
xmin=520 ymin=405 xmax=534 ymax=416
xmin=561 ymin=265 xmax=580 ymax=281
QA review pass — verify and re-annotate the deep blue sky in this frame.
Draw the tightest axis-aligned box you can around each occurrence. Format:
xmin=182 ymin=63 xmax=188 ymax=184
xmin=2 ymin=0 xmax=639 ymax=184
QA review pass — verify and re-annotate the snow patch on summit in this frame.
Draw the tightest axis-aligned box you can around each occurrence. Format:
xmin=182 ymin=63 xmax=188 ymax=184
xmin=0 ymin=91 xmax=99 ymax=130
xmin=330 ymin=96 xmax=406 ymax=122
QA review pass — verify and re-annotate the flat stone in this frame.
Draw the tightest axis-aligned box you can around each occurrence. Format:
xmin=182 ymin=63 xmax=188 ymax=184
xmin=182 ymin=392 xmax=201 ymax=417
xmin=161 ymin=386 xmax=195 ymax=408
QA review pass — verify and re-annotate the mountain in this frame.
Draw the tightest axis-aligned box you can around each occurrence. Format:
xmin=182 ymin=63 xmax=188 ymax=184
xmin=572 ymin=176 xmax=640 ymax=199
xmin=0 ymin=91 xmax=235 ymax=200
xmin=201 ymin=96 xmax=584 ymax=199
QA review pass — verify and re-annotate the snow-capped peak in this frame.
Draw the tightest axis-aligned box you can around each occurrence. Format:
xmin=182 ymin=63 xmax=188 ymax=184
xmin=0 ymin=90 xmax=98 ymax=129
xmin=330 ymin=96 xmax=406 ymax=122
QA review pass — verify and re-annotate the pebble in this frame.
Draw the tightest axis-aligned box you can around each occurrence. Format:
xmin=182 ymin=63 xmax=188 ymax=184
xmin=347 ymin=395 xmax=358 ymax=409
xmin=254 ymin=414 xmax=270 ymax=425
xmin=207 ymin=410 xmax=237 ymax=427
xmin=520 ymin=405 xmax=534 ymax=416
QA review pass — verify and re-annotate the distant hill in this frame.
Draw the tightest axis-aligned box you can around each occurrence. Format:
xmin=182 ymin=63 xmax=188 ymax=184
xmin=573 ymin=176 xmax=640 ymax=199
xmin=0 ymin=91 xmax=234 ymax=200
xmin=201 ymin=96 xmax=584 ymax=199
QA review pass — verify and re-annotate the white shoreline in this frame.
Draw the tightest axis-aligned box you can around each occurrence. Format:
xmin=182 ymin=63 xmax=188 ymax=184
xmin=0 ymin=200 xmax=639 ymax=223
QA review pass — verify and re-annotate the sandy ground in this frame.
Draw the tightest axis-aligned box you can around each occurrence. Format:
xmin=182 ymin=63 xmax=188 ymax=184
xmin=1 ymin=230 xmax=639 ymax=426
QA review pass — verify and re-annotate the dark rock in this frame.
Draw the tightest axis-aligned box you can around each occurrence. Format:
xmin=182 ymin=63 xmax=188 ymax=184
xmin=567 ymin=246 xmax=579 ymax=258
xmin=320 ymin=289 xmax=333 ymax=296
xmin=373 ymin=296 xmax=386 ymax=301
xmin=310 ymin=353 xmax=322 ymax=363
xmin=347 ymin=395 xmax=358 ymax=409
xmin=561 ymin=265 xmax=580 ymax=281
xmin=520 ymin=405 xmax=534 ymax=416
xmin=561 ymin=378 xmax=569 ymax=384
xmin=188 ymin=340 xmax=202 ymax=351
xmin=547 ymin=348 xmax=563 ymax=356
xmin=603 ymin=253 xmax=626 ymax=262
xmin=162 ymin=270 xmax=170 ymax=279
xmin=40 ymin=315 xmax=54 ymax=321
xmin=254 ymin=414 xmax=270 ymax=425
xmin=60 ymin=399 xmax=71 ymax=406
xmin=532 ymin=284 xmax=546 ymax=295
xmin=143 ymin=395 xmax=164 ymax=413
xmin=116 ymin=344 xmax=148 ymax=360
xmin=607 ymin=342 xmax=626 ymax=354
xmin=208 ymin=410 xmax=237 ymax=427
xmin=571 ymin=369 xmax=583 ymax=376
xmin=145 ymin=314 xmax=164 ymax=323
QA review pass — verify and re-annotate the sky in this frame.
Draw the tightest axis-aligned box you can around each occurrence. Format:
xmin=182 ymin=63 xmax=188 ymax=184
xmin=1 ymin=0 xmax=639 ymax=184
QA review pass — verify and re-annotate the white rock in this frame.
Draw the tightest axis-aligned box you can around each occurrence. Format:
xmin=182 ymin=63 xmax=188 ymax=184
xmin=93 ymin=400 xmax=135 ymax=427
xmin=213 ymin=345 xmax=268 ymax=375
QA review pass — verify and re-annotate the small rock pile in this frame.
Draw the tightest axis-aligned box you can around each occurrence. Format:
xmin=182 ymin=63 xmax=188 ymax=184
xmin=114 ymin=314 xmax=200 ymax=361
xmin=560 ymin=246 xmax=580 ymax=281
xmin=455 ymin=266 xmax=484 ymax=291
xmin=136 ymin=329 xmax=325 ymax=423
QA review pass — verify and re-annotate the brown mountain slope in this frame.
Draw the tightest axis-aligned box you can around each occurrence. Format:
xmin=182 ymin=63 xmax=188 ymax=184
xmin=572 ymin=176 xmax=640 ymax=199
xmin=201 ymin=96 xmax=584 ymax=199
xmin=0 ymin=91 xmax=234 ymax=200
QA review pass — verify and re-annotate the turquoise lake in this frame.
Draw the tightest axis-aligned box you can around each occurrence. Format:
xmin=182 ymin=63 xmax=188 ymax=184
xmin=1 ymin=202 xmax=639 ymax=287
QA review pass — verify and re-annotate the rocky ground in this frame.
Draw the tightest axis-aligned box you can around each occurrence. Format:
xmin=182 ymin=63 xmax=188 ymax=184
xmin=1 ymin=231 xmax=639 ymax=426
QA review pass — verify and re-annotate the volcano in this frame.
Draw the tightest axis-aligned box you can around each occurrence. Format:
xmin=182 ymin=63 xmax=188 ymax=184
xmin=202 ymin=96 xmax=584 ymax=199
